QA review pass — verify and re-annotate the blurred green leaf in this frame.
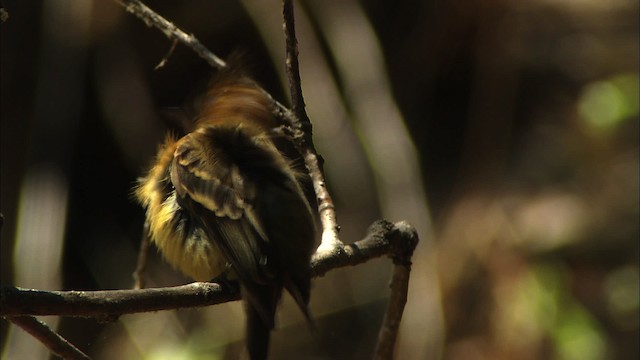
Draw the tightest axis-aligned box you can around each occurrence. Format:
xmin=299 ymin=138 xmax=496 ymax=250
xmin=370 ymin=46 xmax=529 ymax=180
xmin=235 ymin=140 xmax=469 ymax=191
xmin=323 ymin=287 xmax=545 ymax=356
xmin=578 ymin=73 xmax=640 ymax=134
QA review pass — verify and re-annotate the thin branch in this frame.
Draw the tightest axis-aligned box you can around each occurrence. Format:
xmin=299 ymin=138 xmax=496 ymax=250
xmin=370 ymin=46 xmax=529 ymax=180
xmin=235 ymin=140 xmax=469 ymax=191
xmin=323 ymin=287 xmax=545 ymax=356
xmin=112 ymin=0 xmax=299 ymax=141
xmin=1 ymin=221 xmax=418 ymax=318
xmin=115 ymin=0 xmax=226 ymax=69
xmin=5 ymin=316 xmax=91 ymax=360
xmin=132 ymin=220 xmax=150 ymax=289
xmin=282 ymin=0 xmax=307 ymax=120
xmin=373 ymin=221 xmax=419 ymax=360
xmin=282 ymin=0 xmax=341 ymax=252
xmin=154 ymin=38 xmax=178 ymax=70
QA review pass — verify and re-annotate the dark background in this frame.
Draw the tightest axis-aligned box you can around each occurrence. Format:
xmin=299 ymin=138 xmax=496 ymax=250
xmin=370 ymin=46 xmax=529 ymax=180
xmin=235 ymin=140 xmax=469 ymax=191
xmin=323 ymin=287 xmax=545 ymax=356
xmin=1 ymin=0 xmax=638 ymax=359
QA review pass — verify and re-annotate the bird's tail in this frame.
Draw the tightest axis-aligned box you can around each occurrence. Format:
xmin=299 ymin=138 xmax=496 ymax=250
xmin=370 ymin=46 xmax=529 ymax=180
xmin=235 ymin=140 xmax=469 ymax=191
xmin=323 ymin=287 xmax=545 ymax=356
xmin=284 ymin=275 xmax=314 ymax=329
xmin=243 ymin=283 xmax=281 ymax=360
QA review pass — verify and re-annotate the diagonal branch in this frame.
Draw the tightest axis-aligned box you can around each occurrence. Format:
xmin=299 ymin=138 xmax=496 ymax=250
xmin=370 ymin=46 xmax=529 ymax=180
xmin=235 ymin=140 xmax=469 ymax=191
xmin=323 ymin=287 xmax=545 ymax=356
xmin=114 ymin=0 xmax=226 ymax=69
xmin=6 ymin=315 xmax=91 ymax=360
xmin=113 ymin=0 xmax=300 ymax=142
xmin=154 ymin=38 xmax=178 ymax=70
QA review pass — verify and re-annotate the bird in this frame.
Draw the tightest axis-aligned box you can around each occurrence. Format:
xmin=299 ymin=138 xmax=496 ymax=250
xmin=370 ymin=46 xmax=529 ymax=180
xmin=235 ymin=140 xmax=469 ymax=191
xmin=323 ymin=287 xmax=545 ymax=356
xmin=135 ymin=71 xmax=317 ymax=359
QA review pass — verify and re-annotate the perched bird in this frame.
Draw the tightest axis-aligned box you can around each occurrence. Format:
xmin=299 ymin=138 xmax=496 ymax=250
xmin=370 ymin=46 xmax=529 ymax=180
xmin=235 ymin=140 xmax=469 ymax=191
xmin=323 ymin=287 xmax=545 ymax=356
xmin=135 ymin=72 xmax=317 ymax=359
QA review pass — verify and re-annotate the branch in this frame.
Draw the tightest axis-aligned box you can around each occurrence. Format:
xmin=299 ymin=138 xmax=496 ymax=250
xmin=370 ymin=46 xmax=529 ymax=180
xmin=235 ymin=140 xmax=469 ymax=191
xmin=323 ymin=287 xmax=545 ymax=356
xmin=1 ymin=282 xmax=238 ymax=318
xmin=5 ymin=316 xmax=90 ymax=360
xmin=280 ymin=5 xmax=417 ymax=356
xmin=373 ymin=222 xmax=418 ymax=359
xmin=1 ymin=221 xmax=417 ymax=317
xmin=113 ymin=0 xmax=300 ymax=142
xmin=154 ymin=38 xmax=178 ymax=70
xmin=282 ymin=0 xmax=307 ymax=122
xmin=132 ymin=220 xmax=150 ymax=289
xmin=282 ymin=0 xmax=341 ymax=254
xmin=114 ymin=0 xmax=226 ymax=69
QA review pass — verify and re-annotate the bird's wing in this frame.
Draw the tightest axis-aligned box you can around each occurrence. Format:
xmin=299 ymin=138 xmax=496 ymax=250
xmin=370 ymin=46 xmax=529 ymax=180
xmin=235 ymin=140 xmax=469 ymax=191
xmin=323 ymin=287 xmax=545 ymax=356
xmin=170 ymin=126 xmax=315 ymax=327
xmin=170 ymin=129 xmax=272 ymax=278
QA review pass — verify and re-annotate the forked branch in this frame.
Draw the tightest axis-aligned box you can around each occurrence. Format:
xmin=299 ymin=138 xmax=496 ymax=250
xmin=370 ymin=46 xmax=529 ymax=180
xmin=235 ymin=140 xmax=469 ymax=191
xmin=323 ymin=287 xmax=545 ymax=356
xmin=1 ymin=220 xmax=417 ymax=318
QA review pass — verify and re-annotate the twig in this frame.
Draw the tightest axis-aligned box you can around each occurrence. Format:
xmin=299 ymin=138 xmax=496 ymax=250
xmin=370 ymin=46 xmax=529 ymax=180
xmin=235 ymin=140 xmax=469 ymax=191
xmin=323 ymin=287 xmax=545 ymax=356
xmin=112 ymin=0 xmax=300 ymax=142
xmin=373 ymin=222 xmax=419 ymax=360
xmin=1 ymin=221 xmax=418 ymax=317
xmin=154 ymin=38 xmax=178 ymax=70
xmin=282 ymin=0 xmax=307 ymax=121
xmin=6 ymin=315 xmax=91 ymax=360
xmin=115 ymin=0 xmax=226 ymax=69
xmin=282 ymin=0 xmax=341 ymax=253
xmin=132 ymin=220 xmax=150 ymax=289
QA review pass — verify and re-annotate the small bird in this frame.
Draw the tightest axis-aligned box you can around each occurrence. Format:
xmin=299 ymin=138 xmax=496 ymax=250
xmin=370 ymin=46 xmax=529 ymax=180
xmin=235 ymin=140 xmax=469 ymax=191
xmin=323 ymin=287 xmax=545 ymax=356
xmin=135 ymin=71 xmax=317 ymax=359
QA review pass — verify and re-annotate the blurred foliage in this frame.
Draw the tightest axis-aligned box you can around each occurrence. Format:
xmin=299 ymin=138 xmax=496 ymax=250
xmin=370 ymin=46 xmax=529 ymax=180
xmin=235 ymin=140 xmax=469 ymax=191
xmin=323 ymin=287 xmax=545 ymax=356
xmin=1 ymin=0 xmax=638 ymax=359
xmin=579 ymin=73 xmax=639 ymax=135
